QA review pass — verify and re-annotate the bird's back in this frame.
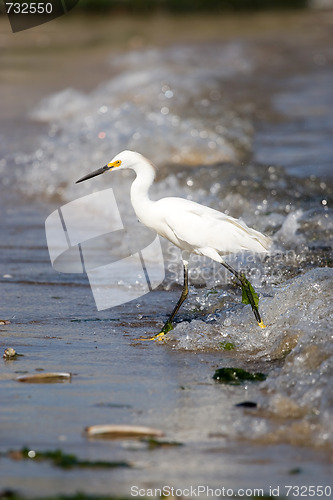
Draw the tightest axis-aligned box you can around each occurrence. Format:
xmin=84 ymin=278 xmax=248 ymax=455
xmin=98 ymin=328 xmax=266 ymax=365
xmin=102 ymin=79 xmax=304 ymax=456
xmin=150 ymin=197 xmax=271 ymax=259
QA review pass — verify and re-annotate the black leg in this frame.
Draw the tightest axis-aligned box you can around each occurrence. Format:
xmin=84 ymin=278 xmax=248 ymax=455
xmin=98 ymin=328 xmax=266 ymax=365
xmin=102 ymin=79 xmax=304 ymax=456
xmin=144 ymin=259 xmax=189 ymax=341
xmin=162 ymin=259 xmax=189 ymax=331
xmin=221 ymin=261 xmax=265 ymax=328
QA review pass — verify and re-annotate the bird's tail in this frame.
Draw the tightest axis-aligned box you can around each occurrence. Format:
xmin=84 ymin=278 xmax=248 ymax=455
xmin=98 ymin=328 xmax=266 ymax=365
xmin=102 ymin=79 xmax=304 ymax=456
xmin=250 ymin=228 xmax=272 ymax=252
xmin=229 ymin=217 xmax=272 ymax=253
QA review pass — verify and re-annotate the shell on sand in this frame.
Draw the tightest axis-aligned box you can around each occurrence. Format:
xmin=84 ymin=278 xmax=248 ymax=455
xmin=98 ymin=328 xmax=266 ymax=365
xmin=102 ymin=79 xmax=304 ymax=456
xmin=84 ymin=424 xmax=164 ymax=439
xmin=15 ymin=372 xmax=72 ymax=383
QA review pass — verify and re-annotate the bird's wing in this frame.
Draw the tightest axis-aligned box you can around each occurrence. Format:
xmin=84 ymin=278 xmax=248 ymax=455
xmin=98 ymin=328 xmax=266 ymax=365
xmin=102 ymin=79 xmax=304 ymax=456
xmin=158 ymin=198 xmax=271 ymax=256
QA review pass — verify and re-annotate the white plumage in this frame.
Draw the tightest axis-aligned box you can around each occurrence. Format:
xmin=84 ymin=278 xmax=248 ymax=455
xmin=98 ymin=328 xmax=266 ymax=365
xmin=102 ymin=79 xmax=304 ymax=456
xmin=150 ymin=197 xmax=270 ymax=258
xmin=76 ymin=150 xmax=271 ymax=339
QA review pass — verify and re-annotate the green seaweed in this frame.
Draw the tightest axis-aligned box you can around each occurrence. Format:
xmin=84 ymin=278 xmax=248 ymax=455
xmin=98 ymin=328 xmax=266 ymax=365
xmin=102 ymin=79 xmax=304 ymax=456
xmin=8 ymin=448 xmax=130 ymax=470
xmin=289 ymin=467 xmax=302 ymax=475
xmin=142 ymin=437 xmax=184 ymax=450
xmin=2 ymin=490 xmax=285 ymax=500
xmin=218 ymin=341 xmax=235 ymax=351
xmin=240 ymin=278 xmax=259 ymax=308
xmin=213 ymin=367 xmax=266 ymax=385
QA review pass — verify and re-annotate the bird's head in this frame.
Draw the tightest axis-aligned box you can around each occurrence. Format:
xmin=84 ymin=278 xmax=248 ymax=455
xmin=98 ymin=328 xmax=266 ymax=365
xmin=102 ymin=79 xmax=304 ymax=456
xmin=75 ymin=150 xmax=145 ymax=184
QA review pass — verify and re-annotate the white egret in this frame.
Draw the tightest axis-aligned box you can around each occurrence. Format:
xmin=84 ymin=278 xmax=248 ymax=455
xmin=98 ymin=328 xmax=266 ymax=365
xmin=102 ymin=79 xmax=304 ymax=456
xmin=76 ymin=150 xmax=271 ymax=340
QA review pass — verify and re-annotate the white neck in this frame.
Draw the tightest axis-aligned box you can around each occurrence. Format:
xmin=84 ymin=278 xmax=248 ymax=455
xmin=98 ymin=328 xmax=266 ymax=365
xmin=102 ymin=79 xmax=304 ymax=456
xmin=130 ymin=159 xmax=156 ymax=223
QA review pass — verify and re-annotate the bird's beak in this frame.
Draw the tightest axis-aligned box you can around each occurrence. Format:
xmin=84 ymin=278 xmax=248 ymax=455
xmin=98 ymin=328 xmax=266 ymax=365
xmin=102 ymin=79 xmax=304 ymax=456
xmin=75 ymin=164 xmax=110 ymax=184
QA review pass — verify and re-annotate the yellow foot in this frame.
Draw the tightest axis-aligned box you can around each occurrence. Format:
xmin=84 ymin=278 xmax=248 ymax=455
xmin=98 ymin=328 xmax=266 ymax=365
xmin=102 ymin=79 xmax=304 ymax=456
xmin=135 ymin=321 xmax=173 ymax=342
xmin=257 ymin=320 xmax=267 ymax=329
xmin=136 ymin=322 xmax=174 ymax=342
xmin=135 ymin=331 xmax=166 ymax=342
xmin=151 ymin=331 xmax=167 ymax=342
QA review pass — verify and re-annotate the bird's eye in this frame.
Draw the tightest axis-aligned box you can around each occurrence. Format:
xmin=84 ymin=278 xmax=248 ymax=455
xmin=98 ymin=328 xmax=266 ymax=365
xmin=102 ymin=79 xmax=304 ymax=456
xmin=115 ymin=160 xmax=121 ymax=167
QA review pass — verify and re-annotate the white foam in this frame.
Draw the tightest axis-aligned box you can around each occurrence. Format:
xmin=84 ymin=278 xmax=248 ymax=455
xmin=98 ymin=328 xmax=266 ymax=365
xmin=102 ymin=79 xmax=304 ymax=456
xmin=17 ymin=42 xmax=256 ymax=201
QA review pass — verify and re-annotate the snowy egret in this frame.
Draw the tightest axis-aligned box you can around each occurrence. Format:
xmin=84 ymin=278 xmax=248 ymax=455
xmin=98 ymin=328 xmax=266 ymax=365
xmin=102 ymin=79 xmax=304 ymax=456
xmin=76 ymin=150 xmax=271 ymax=340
